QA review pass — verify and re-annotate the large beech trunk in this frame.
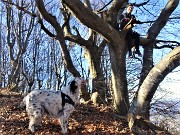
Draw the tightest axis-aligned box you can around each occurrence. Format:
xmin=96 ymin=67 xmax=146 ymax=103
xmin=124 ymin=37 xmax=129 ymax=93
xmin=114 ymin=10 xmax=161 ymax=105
xmin=108 ymin=36 xmax=129 ymax=115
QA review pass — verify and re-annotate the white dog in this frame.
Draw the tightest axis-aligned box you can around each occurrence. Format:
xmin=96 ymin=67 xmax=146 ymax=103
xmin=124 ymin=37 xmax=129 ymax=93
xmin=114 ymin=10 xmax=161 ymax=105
xmin=20 ymin=77 xmax=85 ymax=134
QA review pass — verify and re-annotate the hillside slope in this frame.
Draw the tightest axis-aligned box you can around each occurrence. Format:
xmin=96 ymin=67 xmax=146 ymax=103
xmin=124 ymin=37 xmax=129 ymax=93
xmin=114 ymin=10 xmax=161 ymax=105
xmin=0 ymin=89 xmax=130 ymax=135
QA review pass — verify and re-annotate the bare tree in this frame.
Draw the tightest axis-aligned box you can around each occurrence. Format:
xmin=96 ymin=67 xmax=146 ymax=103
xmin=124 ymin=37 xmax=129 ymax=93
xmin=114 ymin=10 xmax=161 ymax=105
xmin=5 ymin=0 xmax=35 ymax=90
xmin=1 ymin=0 xmax=179 ymax=127
xmin=58 ymin=0 xmax=180 ymax=117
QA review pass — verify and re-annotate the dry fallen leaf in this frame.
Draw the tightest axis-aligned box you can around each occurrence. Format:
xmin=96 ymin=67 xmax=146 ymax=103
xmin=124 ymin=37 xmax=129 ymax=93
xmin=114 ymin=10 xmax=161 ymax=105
xmin=0 ymin=89 xmax=130 ymax=135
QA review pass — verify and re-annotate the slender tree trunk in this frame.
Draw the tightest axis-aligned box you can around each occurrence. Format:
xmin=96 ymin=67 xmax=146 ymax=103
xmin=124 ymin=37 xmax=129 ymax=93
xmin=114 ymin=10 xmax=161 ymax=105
xmin=6 ymin=0 xmax=35 ymax=91
xmin=0 ymin=11 xmax=2 ymax=88
xmin=84 ymin=48 xmax=106 ymax=103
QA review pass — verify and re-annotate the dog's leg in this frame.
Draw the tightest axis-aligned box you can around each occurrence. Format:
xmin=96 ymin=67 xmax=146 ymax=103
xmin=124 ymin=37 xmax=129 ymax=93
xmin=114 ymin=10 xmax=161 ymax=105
xmin=28 ymin=117 xmax=35 ymax=133
xmin=28 ymin=116 xmax=43 ymax=133
xmin=59 ymin=106 xmax=74 ymax=134
xmin=28 ymin=109 xmax=42 ymax=133
xmin=59 ymin=116 xmax=68 ymax=134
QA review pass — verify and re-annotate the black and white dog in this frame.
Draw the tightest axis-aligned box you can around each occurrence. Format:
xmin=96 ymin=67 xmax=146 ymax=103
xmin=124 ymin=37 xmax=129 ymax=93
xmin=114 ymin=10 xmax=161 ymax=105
xmin=20 ymin=77 xmax=86 ymax=134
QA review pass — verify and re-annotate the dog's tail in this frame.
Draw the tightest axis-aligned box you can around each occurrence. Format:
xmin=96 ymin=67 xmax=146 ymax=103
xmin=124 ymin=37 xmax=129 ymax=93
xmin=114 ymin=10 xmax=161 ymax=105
xmin=20 ymin=95 xmax=28 ymax=108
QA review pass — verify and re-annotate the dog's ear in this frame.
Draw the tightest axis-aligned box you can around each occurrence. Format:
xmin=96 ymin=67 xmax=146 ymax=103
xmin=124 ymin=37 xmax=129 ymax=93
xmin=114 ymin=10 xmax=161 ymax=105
xmin=70 ymin=80 xmax=78 ymax=93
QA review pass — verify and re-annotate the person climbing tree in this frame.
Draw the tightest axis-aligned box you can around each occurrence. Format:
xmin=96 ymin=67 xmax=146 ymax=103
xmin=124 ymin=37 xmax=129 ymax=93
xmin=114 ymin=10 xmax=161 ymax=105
xmin=117 ymin=3 xmax=142 ymax=58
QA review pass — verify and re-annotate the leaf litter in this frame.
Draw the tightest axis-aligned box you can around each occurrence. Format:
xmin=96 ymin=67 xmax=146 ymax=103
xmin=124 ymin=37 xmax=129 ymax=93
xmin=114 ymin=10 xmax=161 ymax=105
xmin=0 ymin=89 xmax=130 ymax=135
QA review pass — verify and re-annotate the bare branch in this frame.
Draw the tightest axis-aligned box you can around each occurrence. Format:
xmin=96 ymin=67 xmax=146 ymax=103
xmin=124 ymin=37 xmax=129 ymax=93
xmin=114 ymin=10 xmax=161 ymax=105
xmin=2 ymin=0 xmax=37 ymax=17
xmin=37 ymin=15 xmax=56 ymax=38
xmin=169 ymin=16 xmax=180 ymax=20
xmin=96 ymin=0 xmax=113 ymax=13
xmin=133 ymin=0 xmax=150 ymax=7
xmin=156 ymin=40 xmax=180 ymax=45
xmin=154 ymin=40 xmax=180 ymax=49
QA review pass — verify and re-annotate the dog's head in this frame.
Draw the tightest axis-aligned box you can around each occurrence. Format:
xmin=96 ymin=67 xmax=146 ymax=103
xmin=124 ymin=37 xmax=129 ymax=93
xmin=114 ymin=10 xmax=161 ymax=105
xmin=70 ymin=77 xmax=86 ymax=94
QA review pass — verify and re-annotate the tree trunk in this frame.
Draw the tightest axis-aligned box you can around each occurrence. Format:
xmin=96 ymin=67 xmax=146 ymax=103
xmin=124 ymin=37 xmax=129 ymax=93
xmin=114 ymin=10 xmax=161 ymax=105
xmin=137 ymin=46 xmax=180 ymax=116
xmin=35 ymin=0 xmax=81 ymax=77
xmin=61 ymin=0 xmax=130 ymax=115
xmin=6 ymin=0 xmax=35 ymax=91
xmin=109 ymin=35 xmax=129 ymax=115
xmin=129 ymin=0 xmax=179 ymax=119
xmin=84 ymin=48 xmax=106 ymax=103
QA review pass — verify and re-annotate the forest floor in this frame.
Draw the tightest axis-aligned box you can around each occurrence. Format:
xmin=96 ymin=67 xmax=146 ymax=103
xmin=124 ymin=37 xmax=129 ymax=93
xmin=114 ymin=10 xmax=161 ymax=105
xmin=0 ymin=89 xmax=131 ymax=135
